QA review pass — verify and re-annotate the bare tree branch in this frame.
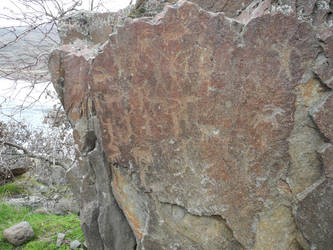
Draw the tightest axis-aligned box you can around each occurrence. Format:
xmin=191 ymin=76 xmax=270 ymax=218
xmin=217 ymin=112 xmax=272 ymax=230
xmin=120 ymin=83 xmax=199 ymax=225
xmin=0 ymin=140 xmax=67 ymax=170
xmin=0 ymin=0 xmax=119 ymax=181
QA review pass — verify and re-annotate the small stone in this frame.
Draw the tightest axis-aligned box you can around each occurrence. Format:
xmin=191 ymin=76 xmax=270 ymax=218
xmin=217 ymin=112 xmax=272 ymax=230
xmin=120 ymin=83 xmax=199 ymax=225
xmin=53 ymin=194 xmax=61 ymax=200
xmin=38 ymin=185 xmax=49 ymax=193
xmin=83 ymin=240 xmax=88 ymax=249
xmin=34 ymin=207 xmax=49 ymax=215
xmin=56 ymin=233 xmax=66 ymax=247
xmin=3 ymin=221 xmax=34 ymax=246
xmin=70 ymin=240 xmax=81 ymax=249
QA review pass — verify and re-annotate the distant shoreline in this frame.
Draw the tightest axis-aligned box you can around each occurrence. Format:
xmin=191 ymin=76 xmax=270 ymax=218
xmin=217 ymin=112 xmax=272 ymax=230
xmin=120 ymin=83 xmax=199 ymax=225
xmin=0 ymin=78 xmax=55 ymax=128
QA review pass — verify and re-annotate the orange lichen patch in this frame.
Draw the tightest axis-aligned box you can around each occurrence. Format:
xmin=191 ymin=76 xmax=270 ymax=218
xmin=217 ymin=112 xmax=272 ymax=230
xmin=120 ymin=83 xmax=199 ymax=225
xmin=131 ymin=147 xmax=153 ymax=165
xmin=112 ymin=168 xmax=143 ymax=240
xmin=298 ymin=78 xmax=326 ymax=107
xmin=121 ymin=206 xmax=143 ymax=240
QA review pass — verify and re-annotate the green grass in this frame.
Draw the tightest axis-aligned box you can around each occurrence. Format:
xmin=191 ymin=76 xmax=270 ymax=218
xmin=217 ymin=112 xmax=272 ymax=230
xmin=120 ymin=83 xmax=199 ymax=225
xmin=0 ymin=204 xmax=84 ymax=249
xmin=0 ymin=183 xmax=24 ymax=197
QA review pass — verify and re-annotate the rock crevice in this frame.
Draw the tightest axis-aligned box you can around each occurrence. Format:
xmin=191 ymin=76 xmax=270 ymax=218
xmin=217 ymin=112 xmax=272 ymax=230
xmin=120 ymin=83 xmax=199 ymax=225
xmin=49 ymin=0 xmax=333 ymax=249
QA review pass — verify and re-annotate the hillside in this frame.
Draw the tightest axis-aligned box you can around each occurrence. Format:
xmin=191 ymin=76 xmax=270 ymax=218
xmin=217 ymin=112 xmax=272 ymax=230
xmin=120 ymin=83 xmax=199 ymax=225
xmin=0 ymin=24 xmax=59 ymax=81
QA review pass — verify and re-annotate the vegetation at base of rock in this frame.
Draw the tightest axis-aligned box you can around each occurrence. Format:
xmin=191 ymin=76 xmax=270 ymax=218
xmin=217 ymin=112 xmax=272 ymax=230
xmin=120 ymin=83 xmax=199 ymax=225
xmin=0 ymin=183 xmax=24 ymax=197
xmin=23 ymin=241 xmax=68 ymax=250
xmin=0 ymin=204 xmax=84 ymax=249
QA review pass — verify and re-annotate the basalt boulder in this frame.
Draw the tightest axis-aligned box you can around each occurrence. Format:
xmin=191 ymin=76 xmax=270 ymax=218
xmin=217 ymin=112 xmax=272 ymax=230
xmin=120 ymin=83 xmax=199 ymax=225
xmin=49 ymin=0 xmax=333 ymax=249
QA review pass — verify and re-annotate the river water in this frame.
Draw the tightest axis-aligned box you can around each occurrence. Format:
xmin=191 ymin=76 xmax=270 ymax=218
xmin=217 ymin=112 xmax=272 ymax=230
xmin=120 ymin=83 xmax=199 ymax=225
xmin=0 ymin=78 xmax=55 ymax=128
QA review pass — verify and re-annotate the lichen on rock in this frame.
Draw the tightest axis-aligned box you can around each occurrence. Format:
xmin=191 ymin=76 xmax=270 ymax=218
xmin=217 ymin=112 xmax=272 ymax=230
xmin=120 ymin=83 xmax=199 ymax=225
xmin=49 ymin=0 xmax=333 ymax=249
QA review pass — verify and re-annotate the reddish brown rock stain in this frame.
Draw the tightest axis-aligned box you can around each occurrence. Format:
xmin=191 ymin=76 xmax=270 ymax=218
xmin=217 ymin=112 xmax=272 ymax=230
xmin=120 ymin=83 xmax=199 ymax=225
xmin=54 ymin=2 xmax=324 ymax=247
xmin=89 ymin=4 xmax=316 ymax=245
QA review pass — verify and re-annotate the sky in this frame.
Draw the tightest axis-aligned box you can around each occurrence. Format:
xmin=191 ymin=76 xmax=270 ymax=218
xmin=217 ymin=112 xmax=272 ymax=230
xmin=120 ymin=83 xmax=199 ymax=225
xmin=0 ymin=0 xmax=132 ymax=27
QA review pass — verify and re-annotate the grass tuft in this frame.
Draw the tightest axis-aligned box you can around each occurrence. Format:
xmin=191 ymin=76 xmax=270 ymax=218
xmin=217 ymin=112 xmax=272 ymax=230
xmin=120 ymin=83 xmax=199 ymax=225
xmin=0 ymin=183 xmax=24 ymax=197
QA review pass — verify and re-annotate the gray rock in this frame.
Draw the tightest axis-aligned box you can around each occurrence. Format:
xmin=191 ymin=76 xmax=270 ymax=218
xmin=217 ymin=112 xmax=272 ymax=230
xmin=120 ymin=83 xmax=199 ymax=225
xmin=70 ymin=240 xmax=81 ymax=249
xmin=53 ymin=194 xmax=61 ymax=200
xmin=318 ymin=143 xmax=333 ymax=178
xmin=69 ymin=198 xmax=80 ymax=214
xmin=5 ymin=195 xmax=43 ymax=208
xmin=53 ymin=197 xmax=79 ymax=215
xmin=3 ymin=221 xmax=34 ymax=246
xmin=31 ymin=160 xmax=67 ymax=187
xmin=53 ymin=199 xmax=70 ymax=215
xmin=295 ymin=179 xmax=333 ymax=250
xmin=49 ymin=0 xmax=333 ymax=249
xmin=37 ymin=185 xmax=49 ymax=193
xmin=65 ymin=165 xmax=82 ymax=201
xmin=56 ymin=233 xmax=66 ymax=247
xmin=33 ymin=207 xmax=49 ymax=215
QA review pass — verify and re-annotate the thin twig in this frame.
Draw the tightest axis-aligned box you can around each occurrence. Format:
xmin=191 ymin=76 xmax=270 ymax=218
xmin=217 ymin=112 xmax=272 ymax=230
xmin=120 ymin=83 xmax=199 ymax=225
xmin=0 ymin=140 xmax=67 ymax=169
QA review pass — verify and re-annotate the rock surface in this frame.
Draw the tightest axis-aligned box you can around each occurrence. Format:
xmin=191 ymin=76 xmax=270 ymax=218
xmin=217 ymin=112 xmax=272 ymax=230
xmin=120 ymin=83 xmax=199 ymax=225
xmin=319 ymin=143 xmax=333 ymax=178
xmin=56 ymin=232 xmax=66 ymax=247
xmin=49 ymin=0 xmax=333 ymax=249
xmin=3 ymin=221 xmax=34 ymax=246
xmin=70 ymin=240 xmax=81 ymax=249
xmin=4 ymin=175 xmax=79 ymax=215
xmin=295 ymin=179 xmax=333 ymax=250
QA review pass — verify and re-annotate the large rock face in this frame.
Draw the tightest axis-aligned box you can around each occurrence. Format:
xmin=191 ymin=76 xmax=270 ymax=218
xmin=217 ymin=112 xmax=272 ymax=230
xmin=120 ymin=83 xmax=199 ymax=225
xmin=49 ymin=0 xmax=333 ymax=249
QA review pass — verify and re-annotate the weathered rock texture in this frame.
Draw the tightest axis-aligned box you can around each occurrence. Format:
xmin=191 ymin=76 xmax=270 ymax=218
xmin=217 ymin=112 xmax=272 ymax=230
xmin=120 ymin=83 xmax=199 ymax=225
xmin=49 ymin=0 xmax=333 ymax=249
xmin=3 ymin=221 xmax=34 ymax=246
